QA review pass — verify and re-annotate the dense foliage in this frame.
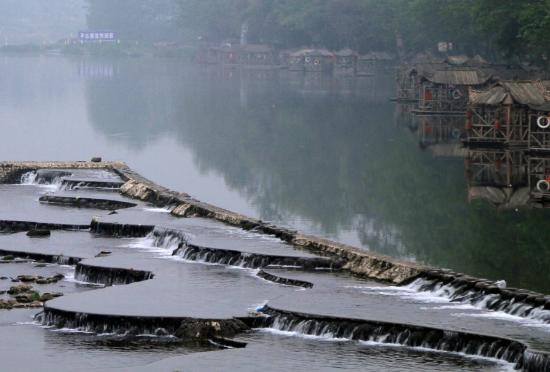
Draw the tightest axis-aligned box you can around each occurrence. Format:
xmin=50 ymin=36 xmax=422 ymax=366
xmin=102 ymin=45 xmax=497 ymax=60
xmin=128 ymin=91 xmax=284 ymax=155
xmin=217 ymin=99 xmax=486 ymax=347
xmin=82 ymin=0 xmax=550 ymax=65
xmin=175 ymin=0 xmax=550 ymax=64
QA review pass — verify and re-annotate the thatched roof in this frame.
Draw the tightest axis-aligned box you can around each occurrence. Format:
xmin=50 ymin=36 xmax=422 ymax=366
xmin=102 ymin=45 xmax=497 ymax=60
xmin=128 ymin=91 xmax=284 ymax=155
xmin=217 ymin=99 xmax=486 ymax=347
xmin=470 ymin=81 xmax=550 ymax=110
xmin=421 ymin=68 xmax=491 ymax=85
xmin=445 ymin=55 xmax=470 ymax=66
xmin=334 ymin=48 xmax=358 ymax=57
xmin=290 ymin=48 xmax=334 ymax=57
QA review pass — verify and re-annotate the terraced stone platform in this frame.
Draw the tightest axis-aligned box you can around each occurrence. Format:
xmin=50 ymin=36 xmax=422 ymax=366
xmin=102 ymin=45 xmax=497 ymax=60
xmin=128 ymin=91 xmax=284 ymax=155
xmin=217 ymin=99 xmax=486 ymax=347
xmin=0 ymin=162 xmax=549 ymax=371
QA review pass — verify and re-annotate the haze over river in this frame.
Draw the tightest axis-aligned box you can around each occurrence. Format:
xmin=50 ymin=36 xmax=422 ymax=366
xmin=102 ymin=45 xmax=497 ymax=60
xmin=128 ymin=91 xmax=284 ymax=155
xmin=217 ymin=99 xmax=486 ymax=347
xmin=1 ymin=55 xmax=549 ymax=293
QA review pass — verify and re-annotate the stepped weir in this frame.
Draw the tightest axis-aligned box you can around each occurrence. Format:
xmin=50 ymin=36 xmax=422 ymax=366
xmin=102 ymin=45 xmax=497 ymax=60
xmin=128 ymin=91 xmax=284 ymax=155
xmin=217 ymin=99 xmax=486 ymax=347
xmin=0 ymin=161 xmax=549 ymax=371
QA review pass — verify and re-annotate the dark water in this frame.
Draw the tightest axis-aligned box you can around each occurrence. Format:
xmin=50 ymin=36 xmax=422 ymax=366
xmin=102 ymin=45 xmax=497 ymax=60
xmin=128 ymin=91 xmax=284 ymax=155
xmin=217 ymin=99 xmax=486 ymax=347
xmin=1 ymin=55 xmax=549 ymax=293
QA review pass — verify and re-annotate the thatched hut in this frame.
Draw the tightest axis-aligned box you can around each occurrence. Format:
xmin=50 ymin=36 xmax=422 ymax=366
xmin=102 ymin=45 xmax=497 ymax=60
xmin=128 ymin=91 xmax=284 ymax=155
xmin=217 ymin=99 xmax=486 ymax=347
xmin=467 ymin=80 xmax=550 ymax=147
xmin=416 ymin=67 xmax=491 ymax=114
xmin=334 ymin=49 xmax=358 ymax=75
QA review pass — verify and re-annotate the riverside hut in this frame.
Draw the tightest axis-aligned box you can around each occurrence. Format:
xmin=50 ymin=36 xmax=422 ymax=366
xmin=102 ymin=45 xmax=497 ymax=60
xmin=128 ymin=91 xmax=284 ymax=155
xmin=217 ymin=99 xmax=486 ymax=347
xmin=467 ymin=80 xmax=550 ymax=147
xmin=416 ymin=67 xmax=491 ymax=115
xmin=334 ymin=49 xmax=358 ymax=75
xmin=396 ymin=63 xmax=443 ymax=101
xmin=288 ymin=49 xmax=335 ymax=73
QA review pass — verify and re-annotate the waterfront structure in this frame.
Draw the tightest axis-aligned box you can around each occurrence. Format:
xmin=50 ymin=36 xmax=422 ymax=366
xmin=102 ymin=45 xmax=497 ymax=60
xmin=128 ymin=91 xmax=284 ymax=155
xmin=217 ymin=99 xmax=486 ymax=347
xmin=467 ymin=80 xmax=550 ymax=147
xmin=333 ymin=48 xmax=358 ymax=75
xmin=416 ymin=67 xmax=491 ymax=115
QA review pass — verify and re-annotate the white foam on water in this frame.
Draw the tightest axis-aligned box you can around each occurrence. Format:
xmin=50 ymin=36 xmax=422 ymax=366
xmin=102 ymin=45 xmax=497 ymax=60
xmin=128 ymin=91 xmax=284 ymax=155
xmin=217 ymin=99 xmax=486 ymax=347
xmin=256 ymin=327 xmax=349 ymax=342
xmin=168 ymin=254 xmax=259 ymax=274
xmin=64 ymin=272 xmax=105 ymax=287
xmin=420 ymin=304 xmax=478 ymax=311
xmin=219 ymin=225 xmax=283 ymax=242
xmin=142 ymin=207 xmax=173 ymax=213
xmin=358 ymin=340 xmax=516 ymax=371
xmin=19 ymin=171 xmax=63 ymax=191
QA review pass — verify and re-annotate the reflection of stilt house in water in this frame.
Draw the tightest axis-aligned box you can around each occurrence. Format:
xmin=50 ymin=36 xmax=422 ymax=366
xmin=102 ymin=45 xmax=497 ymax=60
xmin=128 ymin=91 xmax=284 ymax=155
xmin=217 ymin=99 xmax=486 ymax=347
xmin=357 ymin=52 xmax=394 ymax=76
xmin=528 ymin=157 xmax=550 ymax=207
xmin=418 ymin=116 xmax=465 ymax=147
xmin=466 ymin=149 xmax=531 ymax=209
xmin=334 ymin=49 xmax=358 ymax=75
xmin=467 ymin=81 xmax=550 ymax=147
xmin=416 ymin=68 xmax=491 ymax=115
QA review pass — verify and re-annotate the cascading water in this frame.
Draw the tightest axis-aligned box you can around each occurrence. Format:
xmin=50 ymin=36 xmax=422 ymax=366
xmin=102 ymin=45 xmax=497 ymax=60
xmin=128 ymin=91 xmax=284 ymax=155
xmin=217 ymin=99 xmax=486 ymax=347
xmin=20 ymin=171 xmax=68 ymax=189
xmin=74 ymin=263 xmax=154 ymax=286
xmin=255 ymin=306 xmax=550 ymax=371
xmin=173 ymin=243 xmax=340 ymax=270
xmin=147 ymin=228 xmax=188 ymax=251
xmin=20 ymin=171 xmax=38 ymax=185
xmin=404 ymin=276 xmax=550 ymax=324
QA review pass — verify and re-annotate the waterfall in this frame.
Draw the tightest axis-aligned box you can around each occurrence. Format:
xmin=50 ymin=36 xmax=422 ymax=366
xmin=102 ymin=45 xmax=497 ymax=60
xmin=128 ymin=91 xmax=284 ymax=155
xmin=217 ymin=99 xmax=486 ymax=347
xmin=74 ymin=263 xmax=154 ymax=286
xmin=404 ymin=275 xmax=550 ymax=324
xmin=20 ymin=170 xmax=71 ymax=188
xmin=254 ymin=306 xmax=550 ymax=370
xmin=173 ymin=243 xmax=340 ymax=270
xmin=147 ymin=228 xmax=188 ymax=250
xmin=90 ymin=220 xmax=155 ymax=238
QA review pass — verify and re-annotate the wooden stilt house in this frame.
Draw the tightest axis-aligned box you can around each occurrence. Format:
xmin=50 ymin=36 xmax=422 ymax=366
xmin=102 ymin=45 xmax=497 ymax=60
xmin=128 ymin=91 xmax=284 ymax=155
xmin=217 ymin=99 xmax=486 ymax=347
xmin=334 ymin=49 xmax=358 ymax=75
xmin=467 ymin=80 xmax=550 ymax=147
xmin=416 ymin=68 xmax=491 ymax=115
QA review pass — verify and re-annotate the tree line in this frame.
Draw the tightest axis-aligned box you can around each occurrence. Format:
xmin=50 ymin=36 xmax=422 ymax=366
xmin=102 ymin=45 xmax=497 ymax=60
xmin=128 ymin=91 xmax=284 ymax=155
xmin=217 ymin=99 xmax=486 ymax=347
xmin=85 ymin=0 xmax=550 ymax=65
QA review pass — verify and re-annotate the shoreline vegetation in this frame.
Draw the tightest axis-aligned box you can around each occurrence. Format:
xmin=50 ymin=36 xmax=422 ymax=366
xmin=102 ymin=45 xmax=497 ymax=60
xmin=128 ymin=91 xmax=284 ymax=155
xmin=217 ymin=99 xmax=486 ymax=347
xmin=3 ymin=0 xmax=549 ymax=68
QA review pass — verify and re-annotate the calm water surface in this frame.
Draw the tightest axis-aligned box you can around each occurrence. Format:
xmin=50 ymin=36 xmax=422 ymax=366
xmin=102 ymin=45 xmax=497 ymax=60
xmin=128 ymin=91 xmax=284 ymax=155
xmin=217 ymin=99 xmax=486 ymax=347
xmin=1 ymin=55 xmax=549 ymax=292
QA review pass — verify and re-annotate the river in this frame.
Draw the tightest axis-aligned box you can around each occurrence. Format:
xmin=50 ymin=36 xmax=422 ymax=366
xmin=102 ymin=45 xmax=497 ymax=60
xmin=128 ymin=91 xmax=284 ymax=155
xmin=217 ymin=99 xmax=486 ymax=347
xmin=1 ymin=54 xmax=549 ymax=295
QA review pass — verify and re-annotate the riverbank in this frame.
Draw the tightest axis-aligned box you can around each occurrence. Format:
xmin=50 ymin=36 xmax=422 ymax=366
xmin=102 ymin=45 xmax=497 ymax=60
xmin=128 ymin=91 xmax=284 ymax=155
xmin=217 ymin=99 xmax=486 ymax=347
xmin=3 ymin=161 xmax=549 ymax=306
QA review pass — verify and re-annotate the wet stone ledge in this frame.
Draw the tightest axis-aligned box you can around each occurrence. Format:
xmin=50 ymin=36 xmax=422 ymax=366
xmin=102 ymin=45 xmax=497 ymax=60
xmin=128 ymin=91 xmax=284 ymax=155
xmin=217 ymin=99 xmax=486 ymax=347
xmin=116 ymin=168 xmax=427 ymax=284
xmin=60 ymin=178 xmax=124 ymax=191
xmin=37 ymin=307 xmax=250 ymax=341
xmin=256 ymin=270 xmax=313 ymax=288
xmin=39 ymin=195 xmax=137 ymax=210
xmin=254 ymin=305 xmax=550 ymax=372
xmin=2 ymin=161 xmax=540 ymax=292
xmin=402 ymin=269 xmax=550 ymax=323
xmin=0 ymin=248 xmax=82 ymax=265
xmin=90 ymin=219 xmax=155 ymax=238
xmin=0 ymin=220 xmax=90 ymax=233
xmin=0 ymin=161 xmax=126 ymax=184
xmin=173 ymin=243 xmax=342 ymax=271
xmin=75 ymin=262 xmax=154 ymax=286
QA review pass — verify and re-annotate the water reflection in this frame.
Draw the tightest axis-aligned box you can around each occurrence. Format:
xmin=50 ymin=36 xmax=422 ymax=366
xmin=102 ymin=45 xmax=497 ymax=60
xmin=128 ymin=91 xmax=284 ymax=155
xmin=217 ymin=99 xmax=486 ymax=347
xmin=1 ymin=56 xmax=550 ymax=292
